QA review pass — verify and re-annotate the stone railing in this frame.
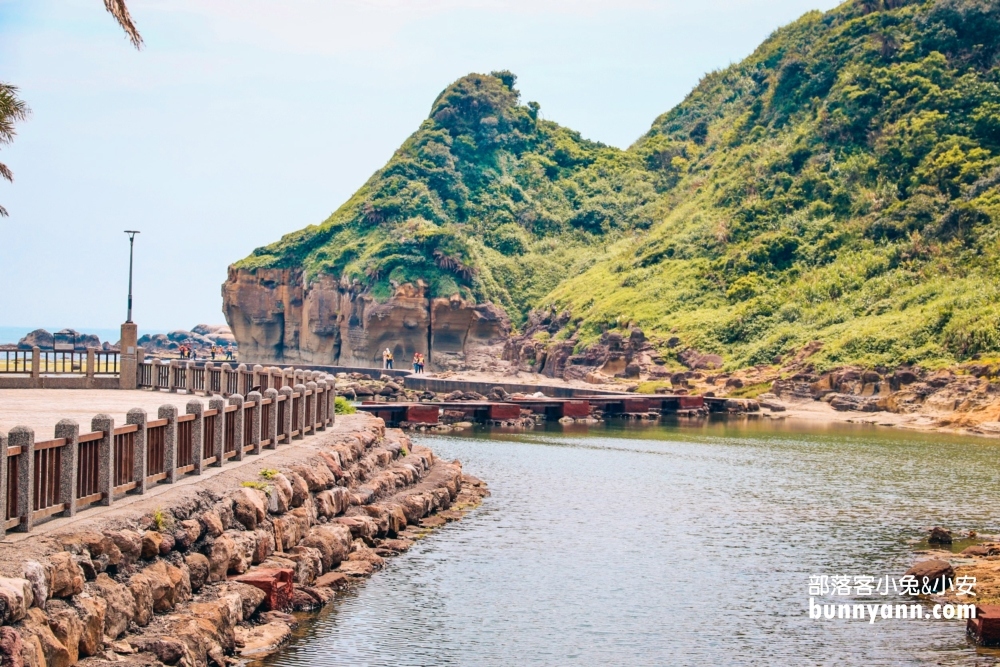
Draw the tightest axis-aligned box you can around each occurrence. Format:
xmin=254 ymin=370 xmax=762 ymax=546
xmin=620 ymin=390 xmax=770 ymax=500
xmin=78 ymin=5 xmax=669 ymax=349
xmin=0 ymin=377 xmax=335 ymax=538
xmin=138 ymin=361 xmax=324 ymax=398
xmin=0 ymin=347 xmax=123 ymax=389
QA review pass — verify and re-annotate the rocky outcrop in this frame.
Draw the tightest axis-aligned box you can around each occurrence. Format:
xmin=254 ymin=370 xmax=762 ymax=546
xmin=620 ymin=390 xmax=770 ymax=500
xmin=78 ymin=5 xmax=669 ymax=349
xmin=137 ymin=326 xmax=236 ymax=357
xmin=0 ymin=417 xmax=488 ymax=667
xmin=14 ymin=330 xmax=112 ymax=352
xmin=222 ymin=268 xmax=509 ymax=371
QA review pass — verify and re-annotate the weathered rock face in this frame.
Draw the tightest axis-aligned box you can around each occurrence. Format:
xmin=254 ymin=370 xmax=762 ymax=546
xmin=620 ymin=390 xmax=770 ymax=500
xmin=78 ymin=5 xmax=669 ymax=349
xmin=222 ymin=268 xmax=509 ymax=370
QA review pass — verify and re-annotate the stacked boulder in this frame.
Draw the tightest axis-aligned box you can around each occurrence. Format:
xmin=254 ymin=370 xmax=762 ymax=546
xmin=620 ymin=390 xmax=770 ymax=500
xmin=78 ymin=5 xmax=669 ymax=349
xmin=0 ymin=417 xmax=488 ymax=667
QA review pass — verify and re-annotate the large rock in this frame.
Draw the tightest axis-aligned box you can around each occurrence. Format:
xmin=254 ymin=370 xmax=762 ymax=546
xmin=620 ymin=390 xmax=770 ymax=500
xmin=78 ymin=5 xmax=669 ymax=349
xmin=0 ymin=626 xmax=25 ymax=667
xmin=185 ymin=553 xmax=210 ymax=592
xmin=90 ymin=573 xmax=134 ymax=639
xmin=127 ymin=573 xmax=154 ymax=627
xmin=174 ymin=519 xmax=203 ymax=551
xmin=290 ymin=463 xmax=335 ymax=492
xmin=133 ymin=637 xmax=188 ymax=666
xmin=928 ymin=526 xmax=953 ymax=544
xmin=904 ymin=559 xmax=955 ymax=592
xmin=19 ymin=608 xmax=71 ymax=667
xmin=47 ymin=553 xmax=84 ymax=599
xmin=299 ymin=525 xmax=352 ymax=573
xmin=105 ymin=530 xmax=143 ymax=565
xmin=235 ymin=621 xmax=292 ymax=658
xmin=268 ymin=474 xmax=293 ymax=514
xmin=71 ymin=595 xmax=106 ymax=657
xmin=216 ymin=582 xmax=266 ymax=621
xmin=286 ymin=473 xmax=310 ymax=508
xmin=163 ymin=599 xmax=236 ymax=667
xmin=21 ymin=563 xmax=48 ymax=608
xmin=231 ymin=488 xmax=267 ymax=531
xmin=206 ymin=534 xmax=236 ymax=583
xmin=43 ymin=600 xmax=83 ymax=665
xmin=141 ymin=531 xmax=163 ymax=559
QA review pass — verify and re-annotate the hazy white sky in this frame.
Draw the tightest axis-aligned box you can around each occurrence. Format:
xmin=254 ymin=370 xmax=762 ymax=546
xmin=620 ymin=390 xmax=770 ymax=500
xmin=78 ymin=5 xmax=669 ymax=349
xmin=0 ymin=0 xmax=839 ymax=332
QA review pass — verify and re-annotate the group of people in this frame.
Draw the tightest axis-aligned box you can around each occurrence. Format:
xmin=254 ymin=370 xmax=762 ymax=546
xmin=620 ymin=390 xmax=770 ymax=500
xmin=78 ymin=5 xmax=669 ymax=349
xmin=380 ymin=347 xmax=425 ymax=373
xmin=210 ymin=344 xmax=235 ymax=361
xmin=177 ymin=344 xmax=235 ymax=361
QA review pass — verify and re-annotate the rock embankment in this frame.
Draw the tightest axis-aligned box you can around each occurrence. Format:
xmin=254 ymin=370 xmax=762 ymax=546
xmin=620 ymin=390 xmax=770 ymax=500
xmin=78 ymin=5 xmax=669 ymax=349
xmin=0 ymin=415 xmax=487 ymax=667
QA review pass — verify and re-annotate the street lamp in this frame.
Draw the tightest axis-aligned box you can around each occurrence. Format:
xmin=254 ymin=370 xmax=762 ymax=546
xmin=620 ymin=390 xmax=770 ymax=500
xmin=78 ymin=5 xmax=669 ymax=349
xmin=124 ymin=230 xmax=140 ymax=323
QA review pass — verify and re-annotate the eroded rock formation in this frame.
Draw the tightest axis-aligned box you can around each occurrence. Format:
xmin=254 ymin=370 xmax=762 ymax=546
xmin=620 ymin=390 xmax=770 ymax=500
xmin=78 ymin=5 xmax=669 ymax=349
xmin=222 ymin=268 xmax=509 ymax=370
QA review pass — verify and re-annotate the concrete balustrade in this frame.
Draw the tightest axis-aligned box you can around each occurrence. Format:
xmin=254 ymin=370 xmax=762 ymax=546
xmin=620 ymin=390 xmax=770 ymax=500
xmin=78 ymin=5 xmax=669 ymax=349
xmin=0 ymin=374 xmax=336 ymax=538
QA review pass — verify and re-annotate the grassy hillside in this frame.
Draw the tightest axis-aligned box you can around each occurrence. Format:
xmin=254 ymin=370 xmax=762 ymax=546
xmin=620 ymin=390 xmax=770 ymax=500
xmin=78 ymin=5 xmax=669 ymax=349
xmin=236 ymin=0 xmax=1000 ymax=370
xmin=548 ymin=0 xmax=1000 ymax=370
xmin=235 ymin=71 xmax=656 ymax=325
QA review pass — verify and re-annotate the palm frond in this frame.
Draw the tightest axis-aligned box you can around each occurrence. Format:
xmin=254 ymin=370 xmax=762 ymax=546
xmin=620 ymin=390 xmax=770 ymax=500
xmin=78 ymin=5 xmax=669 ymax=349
xmin=104 ymin=0 xmax=143 ymax=49
xmin=0 ymin=84 xmax=29 ymax=146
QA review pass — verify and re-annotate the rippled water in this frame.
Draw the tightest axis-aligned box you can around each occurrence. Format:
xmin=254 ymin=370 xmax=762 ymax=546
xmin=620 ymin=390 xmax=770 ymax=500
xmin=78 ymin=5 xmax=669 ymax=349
xmin=261 ymin=418 xmax=1000 ymax=666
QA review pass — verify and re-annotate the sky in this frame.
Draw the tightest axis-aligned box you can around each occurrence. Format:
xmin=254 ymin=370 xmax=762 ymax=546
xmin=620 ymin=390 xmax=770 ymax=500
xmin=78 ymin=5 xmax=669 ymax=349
xmin=0 ymin=0 xmax=841 ymax=335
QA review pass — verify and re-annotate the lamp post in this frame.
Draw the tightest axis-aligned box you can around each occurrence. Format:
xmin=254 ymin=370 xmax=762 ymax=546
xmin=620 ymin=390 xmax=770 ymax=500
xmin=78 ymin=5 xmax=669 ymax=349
xmin=124 ymin=230 xmax=140 ymax=323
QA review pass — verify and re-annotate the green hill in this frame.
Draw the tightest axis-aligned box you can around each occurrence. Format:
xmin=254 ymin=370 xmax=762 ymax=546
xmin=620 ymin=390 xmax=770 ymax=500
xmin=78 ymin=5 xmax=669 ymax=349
xmin=234 ymin=0 xmax=1000 ymax=371
xmin=234 ymin=70 xmax=657 ymax=325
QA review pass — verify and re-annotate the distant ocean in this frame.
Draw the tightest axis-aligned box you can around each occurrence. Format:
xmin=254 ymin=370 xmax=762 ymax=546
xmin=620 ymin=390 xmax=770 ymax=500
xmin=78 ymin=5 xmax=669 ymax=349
xmin=0 ymin=326 xmax=167 ymax=346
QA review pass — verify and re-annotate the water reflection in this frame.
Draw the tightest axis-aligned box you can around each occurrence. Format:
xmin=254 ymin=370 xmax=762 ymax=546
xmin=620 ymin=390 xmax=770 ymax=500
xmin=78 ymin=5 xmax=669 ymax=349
xmin=260 ymin=419 xmax=1000 ymax=666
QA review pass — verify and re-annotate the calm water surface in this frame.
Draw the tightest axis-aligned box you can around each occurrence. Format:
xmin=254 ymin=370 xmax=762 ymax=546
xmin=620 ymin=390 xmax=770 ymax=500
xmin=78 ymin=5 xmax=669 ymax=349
xmin=262 ymin=418 xmax=1000 ymax=666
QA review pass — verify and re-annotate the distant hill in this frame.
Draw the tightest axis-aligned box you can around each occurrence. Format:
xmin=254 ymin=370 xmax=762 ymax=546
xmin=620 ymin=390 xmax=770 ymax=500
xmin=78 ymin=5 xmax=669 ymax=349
xmin=231 ymin=0 xmax=1000 ymax=371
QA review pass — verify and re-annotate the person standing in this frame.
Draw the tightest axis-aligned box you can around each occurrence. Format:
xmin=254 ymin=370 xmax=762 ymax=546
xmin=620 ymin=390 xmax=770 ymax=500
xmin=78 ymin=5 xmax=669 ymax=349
xmin=412 ymin=352 xmax=420 ymax=373
xmin=386 ymin=348 xmax=394 ymax=370
xmin=382 ymin=348 xmax=390 ymax=369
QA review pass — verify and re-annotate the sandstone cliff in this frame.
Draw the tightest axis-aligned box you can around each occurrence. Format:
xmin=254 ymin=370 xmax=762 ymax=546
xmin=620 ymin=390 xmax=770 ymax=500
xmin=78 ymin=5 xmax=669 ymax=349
xmin=222 ymin=268 xmax=509 ymax=370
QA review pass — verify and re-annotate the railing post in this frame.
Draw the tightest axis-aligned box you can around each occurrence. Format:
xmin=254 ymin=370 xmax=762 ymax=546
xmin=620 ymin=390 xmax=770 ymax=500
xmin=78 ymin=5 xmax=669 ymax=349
xmin=186 ymin=399 xmax=204 ymax=475
xmin=91 ymin=414 xmax=114 ymax=507
xmin=293 ymin=384 xmax=307 ymax=439
xmin=247 ymin=390 xmax=262 ymax=455
xmin=151 ymin=358 xmax=162 ymax=390
xmin=236 ymin=363 xmax=248 ymax=394
xmin=0 ymin=432 xmax=8 ymax=538
xmin=159 ymin=405 xmax=178 ymax=484
xmin=168 ymin=360 xmax=179 ymax=393
xmin=55 ymin=419 xmax=79 ymax=517
xmin=253 ymin=364 xmax=264 ymax=390
xmin=208 ymin=397 xmax=225 ymax=467
xmin=283 ymin=367 xmax=294 ymax=389
xmin=86 ymin=348 xmax=96 ymax=380
xmin=228 ymin=394 xmax=245 ymax=461
xmin=9 ymin=427 xmax=33 ymax=532
xmin=279 ymin=386 xmax=293 ymax=443
xmin=185 ymin=361 xmax=195 ymax=394
xmin=204 ymin=362 xmax=214 ymax=394
xmin=263 ymin=388 xmax=278 ymax=449
xmin=136 ymin=347 xmax=145 ymax=368
xmin=126 ymin=408 xmax=148 ymax=495
xmin=220 ymin=363 xmax=233 ymax=397
xmin=317 ymin=380 xmax=328 ymax=430
xmin=306 ymin=381 xmax=318 ymax=433
xmin=30 ymin=347 xmax=40 ymax=379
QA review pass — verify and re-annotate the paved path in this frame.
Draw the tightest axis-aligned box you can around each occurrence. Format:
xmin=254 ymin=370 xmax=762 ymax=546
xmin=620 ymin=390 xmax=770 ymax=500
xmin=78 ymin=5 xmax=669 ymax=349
xmin=0 ymin=389 xmax=210 ymax=437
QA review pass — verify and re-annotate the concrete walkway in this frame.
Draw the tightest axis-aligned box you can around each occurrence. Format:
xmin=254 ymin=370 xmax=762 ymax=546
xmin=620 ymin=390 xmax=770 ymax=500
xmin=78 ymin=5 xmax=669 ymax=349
xmin=0 ymin=389 xmax=213 ymax=437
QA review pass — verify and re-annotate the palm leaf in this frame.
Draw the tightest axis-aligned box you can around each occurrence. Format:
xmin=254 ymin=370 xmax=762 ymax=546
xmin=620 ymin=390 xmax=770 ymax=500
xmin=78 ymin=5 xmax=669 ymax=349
xmin=104 ymin=0 xmax=143 ymax=49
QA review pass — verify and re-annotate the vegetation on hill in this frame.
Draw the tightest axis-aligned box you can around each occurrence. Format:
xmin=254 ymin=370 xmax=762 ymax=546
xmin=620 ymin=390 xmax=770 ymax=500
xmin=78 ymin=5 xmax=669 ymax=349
xmin=237 ymin=0 xmax=1000 ymax=371
xmin=235 ymin=71 xmax=657 ymax=321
